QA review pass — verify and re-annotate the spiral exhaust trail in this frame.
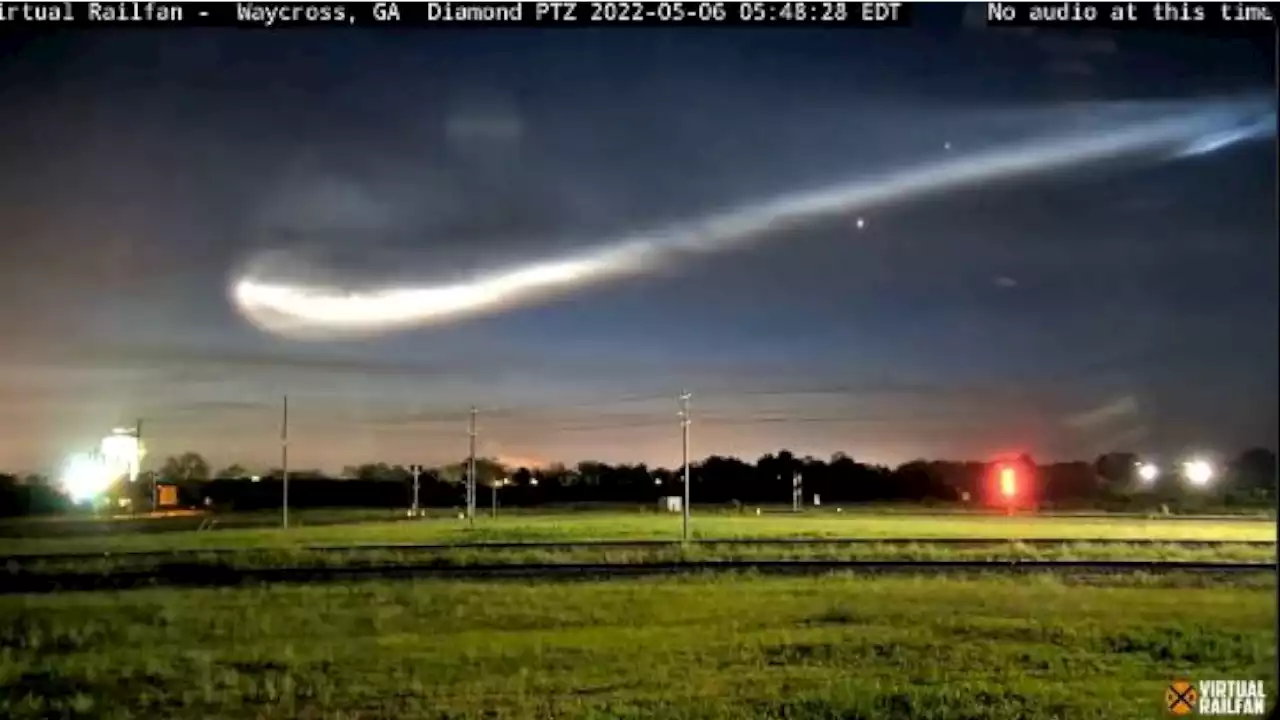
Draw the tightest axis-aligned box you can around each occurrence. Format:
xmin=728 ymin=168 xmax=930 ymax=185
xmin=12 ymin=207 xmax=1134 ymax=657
xmin=231 ymin=95 xmax=1275 ymax=340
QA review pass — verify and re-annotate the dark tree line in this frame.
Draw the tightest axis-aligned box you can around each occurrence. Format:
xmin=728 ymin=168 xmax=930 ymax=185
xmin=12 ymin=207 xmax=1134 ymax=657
xmin=3 ymin=447 xmax=1275 ymax=517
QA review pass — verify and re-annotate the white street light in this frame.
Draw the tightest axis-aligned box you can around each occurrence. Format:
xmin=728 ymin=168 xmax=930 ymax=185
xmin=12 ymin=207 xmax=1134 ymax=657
xmin=1182 ymin=459 xmax=1215 ymax=487
xmin=1137 ymin=462 xmax=1160 ymax=483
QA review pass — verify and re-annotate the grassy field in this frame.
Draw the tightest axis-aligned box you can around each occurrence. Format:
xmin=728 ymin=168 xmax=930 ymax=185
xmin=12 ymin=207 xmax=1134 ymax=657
xmin=9 ymin=540 xmax=1276 ymax=578
xmin=0 ymin=508 xmax=413 ymax=539
xmin=1 ymin=511 xmax=1274 ymax=556
xmin=0 ymin=573 xmax=1273 ymax=719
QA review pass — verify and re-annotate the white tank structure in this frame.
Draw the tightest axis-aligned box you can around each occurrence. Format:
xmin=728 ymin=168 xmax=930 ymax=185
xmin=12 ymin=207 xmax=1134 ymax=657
xmin=100 ymin=428 xmax=145 ymax=484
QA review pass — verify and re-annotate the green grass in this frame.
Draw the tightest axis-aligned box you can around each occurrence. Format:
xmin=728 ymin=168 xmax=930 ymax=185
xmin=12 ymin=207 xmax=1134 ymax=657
xmin=0 ymin=508 xmax=410 ymax=536
xmin=2 ymin=511 xmax=1274 ymax=556
xmin=0 ymin=573 xmax=1273 ymax=719
xmin=11 ymin=540 xmax=1277 ymax=577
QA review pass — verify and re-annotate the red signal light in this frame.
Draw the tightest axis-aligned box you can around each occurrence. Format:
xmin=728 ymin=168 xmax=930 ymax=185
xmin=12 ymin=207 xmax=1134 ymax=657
xmin=999 ymin=466 xmax=1017 ymax=499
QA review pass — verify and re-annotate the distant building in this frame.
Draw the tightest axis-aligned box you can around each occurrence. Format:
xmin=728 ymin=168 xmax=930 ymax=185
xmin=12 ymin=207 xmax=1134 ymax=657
xmin=157 ymin=483 xmax=179 ymax=508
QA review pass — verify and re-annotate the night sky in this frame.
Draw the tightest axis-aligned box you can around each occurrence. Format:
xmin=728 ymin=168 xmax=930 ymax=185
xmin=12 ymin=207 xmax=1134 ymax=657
xmin=0 ymin=12 xmax=1275 ymax=474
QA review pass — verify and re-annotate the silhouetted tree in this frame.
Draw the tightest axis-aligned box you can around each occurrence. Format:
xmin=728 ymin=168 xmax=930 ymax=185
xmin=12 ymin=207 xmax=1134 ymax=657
xmin=7 ymin=445 xmax=1277 ymax=516
xmin=757 ymin=451 xmax=802 ymax=504
xmin=0 ymin=473 xmax=71 ymax=516
xmin=216 ymin=464 xmax=248 ymax=479
xmin=1094 ymin=452 xmax=1139 ymax=490
xmin=438 ymin=458 xmax=508 ymax=486
xmin=159 ymin=452 xmax=211 ymax=482
xmin=1227 ymin=448 xmax=1277 ymax=503
xmin=1041 ymin=461 xmax=1103 ymax=507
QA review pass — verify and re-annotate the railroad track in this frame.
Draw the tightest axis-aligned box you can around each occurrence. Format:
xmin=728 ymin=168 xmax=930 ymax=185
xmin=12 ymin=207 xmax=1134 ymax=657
xmin=1 ymin=558 xmax=1273 ymax=594
xmin=3 ymin=536 xmax=1275 ymax=563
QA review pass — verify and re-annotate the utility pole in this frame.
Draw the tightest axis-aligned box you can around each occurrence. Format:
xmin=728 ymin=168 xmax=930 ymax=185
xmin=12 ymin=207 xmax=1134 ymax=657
xmin=467 ymin=406 xmax=477 ymax=528
xmin=281 ymin=395 xmax=290 ymax=530
xmin=410 ymin=464 xmax=421 ymax=517
xmin=136 ymin=418 xmax=153 ymax=511
xmin=679 ymin=391 xmax=691 ymax=542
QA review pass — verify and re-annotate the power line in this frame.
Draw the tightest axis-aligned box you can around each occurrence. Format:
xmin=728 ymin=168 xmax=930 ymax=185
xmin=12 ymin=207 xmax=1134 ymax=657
xmin=244 ymin=351 xmax=1167 ymax=433
xmin=136 ymin=418 xmax=152 ymax=510
xmin=348 ymin=385 xmax=1065 ymax=428
xmin=472 ymin=411 xmax=1055 ymax=435
xmin=125 ymin=348 xmax=1192 ymax=476
xmin=478 ymin=391 xmax=676 ymax=418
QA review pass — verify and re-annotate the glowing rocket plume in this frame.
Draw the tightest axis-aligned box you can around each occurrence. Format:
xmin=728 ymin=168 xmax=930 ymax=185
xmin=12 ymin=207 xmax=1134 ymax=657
xmin=232 ymin=95 xmax=1275 ymax=340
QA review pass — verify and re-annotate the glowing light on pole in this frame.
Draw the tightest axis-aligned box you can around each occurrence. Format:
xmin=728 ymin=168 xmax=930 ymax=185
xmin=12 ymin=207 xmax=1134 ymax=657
xmin=1137 ymin=462 xmax=1160 ymax=484
xmin=1183 ymin=459 xmax=1215 ymax=487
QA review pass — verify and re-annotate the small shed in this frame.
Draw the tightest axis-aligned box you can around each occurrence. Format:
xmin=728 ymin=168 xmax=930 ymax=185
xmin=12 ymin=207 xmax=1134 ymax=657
xmin=157 ymin=483 xmax=179 ymax=508
xmin=659 ymin=496 xmax=683 ymax=513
